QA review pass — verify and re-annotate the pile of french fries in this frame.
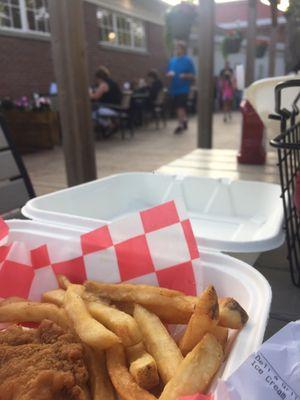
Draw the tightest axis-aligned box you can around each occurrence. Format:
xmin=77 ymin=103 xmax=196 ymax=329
xmin=0 ymin=275 xmax=249 ymax=400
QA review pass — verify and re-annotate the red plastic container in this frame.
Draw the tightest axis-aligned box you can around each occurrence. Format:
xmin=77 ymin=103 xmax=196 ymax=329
xmin=237 ymin=100 xmax=266 ymax=165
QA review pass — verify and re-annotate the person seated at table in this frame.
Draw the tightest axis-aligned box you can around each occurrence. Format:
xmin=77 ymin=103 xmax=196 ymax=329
xmin=89 ymin=66 xmax=122 ymax=136
xmin=146 ymin=69 xmax=163 ymax=110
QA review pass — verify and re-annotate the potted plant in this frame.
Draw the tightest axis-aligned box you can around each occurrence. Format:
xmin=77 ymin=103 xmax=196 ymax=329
xmin=256 ymin=39 xmax=269 ymax=58
xmin=222 ymin=30 xmax=243 ymax=59
xmin=165 ymin=1 xmax=197 ymax=45
xmin=1 ymin=95 xmax=60 ymax=153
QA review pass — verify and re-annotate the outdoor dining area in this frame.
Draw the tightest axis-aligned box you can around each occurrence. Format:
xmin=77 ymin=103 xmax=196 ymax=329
xmin=0 ymin=78 xmax=198 ymax=152
xmin=1 ymin=0 xmax=300 ymax=399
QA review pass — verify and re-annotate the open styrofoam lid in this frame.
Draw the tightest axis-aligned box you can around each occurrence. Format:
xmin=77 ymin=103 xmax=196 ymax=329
xmin=22 ymin=172 xmax=285 ymax=253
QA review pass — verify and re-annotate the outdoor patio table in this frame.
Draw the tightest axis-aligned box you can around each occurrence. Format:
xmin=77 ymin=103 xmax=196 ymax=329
xmin=158 ymin=148 xmax=279 ymax=184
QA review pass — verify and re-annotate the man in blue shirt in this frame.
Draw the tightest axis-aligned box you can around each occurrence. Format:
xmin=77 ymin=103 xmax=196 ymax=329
xmin=167 ymin=41 xmax=196 ymax=134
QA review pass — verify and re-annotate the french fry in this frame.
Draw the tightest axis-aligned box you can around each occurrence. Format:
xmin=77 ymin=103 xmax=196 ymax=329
xmin=179 ymin=285 xmax=219 ymax=355
xmin=0 ymin=301 xmax=70 ymax=330
xmin=64 ymin=285 xmax=120 ymax=350
xmin=219 ymin=297 xmax=249 ymax=329
xmin=44 ymin=287 xmax=141 ymax=347
xmin=126 ymin=342 xmax=159 ymax=390
xmin=87 ymin=301 xmax=142 ymax=347
xmin=133 ymin=304 xmax=183 ymax=384
xmin=86 ymin=281 xmax=195 ymax=324
xmin=0 ymin=297 xmax=27 ymax=306
xmin=85 ymin=347 xmax=115 ymax=400
xmin=159 ymin=333 xmax=223 ymax=400
xmin=86 ymin=281 xmax=184 ymax=298
xmin=210 ymin=325 xmax=229 ymax=350
xmin=43 ymin=287 xmax=110 ymax=307
xmin=42 ymin=289 xmax=65 ymax=306
xmin=57 ymin=274 xmax=72 ymax=289
xmin=106 ymin=344 xmax=157 ymax=400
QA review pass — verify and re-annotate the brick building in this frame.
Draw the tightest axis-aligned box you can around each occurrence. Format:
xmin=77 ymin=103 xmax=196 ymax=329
xmin=0 ymin=0 xmax=169 ymax=99
xmin=0 ymin=0 xmax=287 ymax=99
xmin=214 ymin=1 xmax=286 ymax=79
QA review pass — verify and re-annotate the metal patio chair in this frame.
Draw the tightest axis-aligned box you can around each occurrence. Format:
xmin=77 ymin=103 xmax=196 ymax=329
xmin=0 ymin=114 xmax=35 ymax=218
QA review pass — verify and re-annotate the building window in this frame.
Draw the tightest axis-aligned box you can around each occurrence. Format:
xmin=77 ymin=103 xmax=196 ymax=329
xmin=97 ymin=9 xmax=146 ymax=51
xmin=0 ymin=0 xmax=22 ymax=29
xmin=0 ymin=0 xmax=50 ymax=34
xmin=26 ymin=0 xmax=49 ymax=33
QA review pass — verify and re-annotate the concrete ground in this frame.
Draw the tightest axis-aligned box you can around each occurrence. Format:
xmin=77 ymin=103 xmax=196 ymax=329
xmin=22 ymin=111 xmax=300 ymax=340
xmin=23 ymin=112 xmax=242 ymax=196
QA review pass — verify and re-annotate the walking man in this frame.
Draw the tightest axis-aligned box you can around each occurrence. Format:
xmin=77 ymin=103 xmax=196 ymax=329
xmin=167 ymin=41 xmax=196 ymax=134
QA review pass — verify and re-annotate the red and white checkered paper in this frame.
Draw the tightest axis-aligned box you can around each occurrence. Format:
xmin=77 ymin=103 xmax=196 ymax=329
xmin=0 ymin=200 xmax=211 ymax=399
xmin=0 ymin=199 xmax=203 ymax=302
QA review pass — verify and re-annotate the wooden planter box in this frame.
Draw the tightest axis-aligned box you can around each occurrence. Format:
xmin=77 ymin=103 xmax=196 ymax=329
xmin=3 ymin=110 xmax=60 ymax=154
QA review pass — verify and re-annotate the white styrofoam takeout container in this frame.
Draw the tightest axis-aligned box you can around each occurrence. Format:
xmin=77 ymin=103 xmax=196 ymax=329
xmin=7 ymin=219 xmax=272 ymax=380
xmin=22 ymin=172 xmax=285 ymax=265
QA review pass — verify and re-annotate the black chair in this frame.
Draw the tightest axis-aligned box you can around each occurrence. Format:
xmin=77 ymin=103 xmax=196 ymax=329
xmin=0 ymin=114 xmax=35 ymax=218
xmin=187 ymin=87 xmax=197 ymax=114
xmin=96 ymin=91 xmax=134 ymax=140
xmin=146 ymin=89 xmax=168 ymax=130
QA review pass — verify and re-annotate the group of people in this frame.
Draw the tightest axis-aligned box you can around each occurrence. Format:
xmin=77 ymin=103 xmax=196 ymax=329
xmin=89 ymin=41 xmax=197 ymax=136
xmin=89 ymin=41 xmax=236 ymax=137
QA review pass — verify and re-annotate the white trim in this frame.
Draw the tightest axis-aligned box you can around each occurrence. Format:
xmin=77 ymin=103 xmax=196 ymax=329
xmin=0 ymin=27 xmax=50 ymax=40
xmin=218 ymin=16 xmax=286 ymax=30
xmin=19 ymin=0 xmax=29 ymax=31
xmin=99 ymin=42 xmax=149 ymax=55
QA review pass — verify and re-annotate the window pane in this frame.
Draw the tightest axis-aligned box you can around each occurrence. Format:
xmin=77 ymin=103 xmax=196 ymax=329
xmin=134 ymin=35 xmax=143 ymax=48
xmin=98 ymin=9 xmax=113 ymax=29
xmin=98 ymin=8 xmax=145 ymax=50
xmin=99 ymin=27 xmax=106 ymax=41
xmin=0 ymin=0 xmax=22 ymax=29
xmin=117 ymin=16 xmax=130 ymax=32
xmin=35 ymin=0 xmax=43 ymax=8
xmin=108 ymin=30 xmax=117 ymax=44
xmin=37 ymin=19 xmax=45 ymax=32
xmin=0 ymin=4 xmax=10 ymax=27
xmin=26 ymin=0 xmax=35 ymax=8
xmin=118 ymin=30 xmax=130 ymax=46
xmin=27 ymin=9 xmax=35 ymax=29
xmin=11 ymin=5 xmax=21 ymax=28
xmin=26 ymin=0 xmax=50 ymax=32
xmin=132 ymin=20 xmax=145 ymax=48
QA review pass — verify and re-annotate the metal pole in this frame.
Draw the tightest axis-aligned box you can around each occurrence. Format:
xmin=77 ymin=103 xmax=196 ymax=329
xmin=49 ymin=0 xmax=97 ymax=186
xmin=245 ymin=0 xmax=257 ymax=87
xmin=268 ymin=1 xmax=278 ymax=77
xmin=197 ymin=0 xmax=215 ymax=149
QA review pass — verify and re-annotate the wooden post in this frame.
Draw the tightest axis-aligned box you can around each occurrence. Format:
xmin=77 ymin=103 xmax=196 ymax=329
xmin=268 ymin=1 xmax=278 ymax=77
xmin=49 ymin=0 xmax=97 ymax=186
xmin=197 ymin=0 xmax=215 ymax=149
xmin=245 ymin=0 xmax=257 ymax=87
